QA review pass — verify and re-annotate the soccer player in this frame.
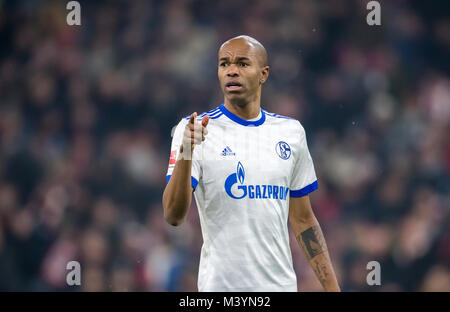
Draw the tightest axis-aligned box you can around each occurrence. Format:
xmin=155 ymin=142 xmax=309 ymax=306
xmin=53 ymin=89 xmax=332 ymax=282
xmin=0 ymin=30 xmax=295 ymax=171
xmin=162 ymin=35 xmax=340 ymax=292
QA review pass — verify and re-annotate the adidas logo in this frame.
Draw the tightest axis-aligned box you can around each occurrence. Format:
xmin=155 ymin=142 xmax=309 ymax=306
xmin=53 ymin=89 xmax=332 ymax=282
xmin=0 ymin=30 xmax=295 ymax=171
xmin=221 ymin=146 xmax=236 ymax=156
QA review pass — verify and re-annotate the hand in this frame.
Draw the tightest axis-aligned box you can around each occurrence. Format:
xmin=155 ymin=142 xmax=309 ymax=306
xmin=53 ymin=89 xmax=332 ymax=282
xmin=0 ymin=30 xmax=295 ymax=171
xmin=179 ymin=112 xmax=209 ymax=158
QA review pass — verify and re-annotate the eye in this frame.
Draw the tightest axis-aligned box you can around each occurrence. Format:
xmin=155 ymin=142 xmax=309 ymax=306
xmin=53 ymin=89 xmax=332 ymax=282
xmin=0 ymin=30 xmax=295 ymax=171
xmin=240 ymin=62 xmax=249 ymax=67
xmin=220 ymin=62 xmax=228 ymax=67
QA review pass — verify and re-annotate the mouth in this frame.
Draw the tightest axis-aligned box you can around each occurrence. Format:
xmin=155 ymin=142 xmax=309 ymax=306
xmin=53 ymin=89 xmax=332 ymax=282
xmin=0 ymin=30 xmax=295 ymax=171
xmin=225 ymin=81 xmax=243 ymax=92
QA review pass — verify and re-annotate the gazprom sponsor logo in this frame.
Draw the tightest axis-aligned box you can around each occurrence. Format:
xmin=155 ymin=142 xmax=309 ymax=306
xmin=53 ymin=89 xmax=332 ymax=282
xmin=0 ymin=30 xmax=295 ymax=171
xmin=224 ymin=161 xmax=289 ymax=200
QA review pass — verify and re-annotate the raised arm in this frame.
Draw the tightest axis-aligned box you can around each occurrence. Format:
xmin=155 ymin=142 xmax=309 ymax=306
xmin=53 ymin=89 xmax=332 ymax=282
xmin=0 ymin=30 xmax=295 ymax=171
xmin=162 ymin=112 xmax=209 ymax=226
xmin=289 ymin=195 xmax=341 ymax=291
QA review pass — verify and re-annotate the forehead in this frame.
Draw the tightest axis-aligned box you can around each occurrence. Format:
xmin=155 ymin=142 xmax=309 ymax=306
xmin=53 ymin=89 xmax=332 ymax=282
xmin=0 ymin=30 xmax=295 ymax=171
xmin=218 ymin=40 xmax=259 ymax=60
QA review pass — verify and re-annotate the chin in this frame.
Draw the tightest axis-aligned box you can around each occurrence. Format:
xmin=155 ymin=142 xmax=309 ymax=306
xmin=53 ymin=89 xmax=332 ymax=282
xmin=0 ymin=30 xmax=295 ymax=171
xmin=225 ymin=88 xmax=244 ymax=96
xmin=226 ymin=95 xmax=249 ymax=107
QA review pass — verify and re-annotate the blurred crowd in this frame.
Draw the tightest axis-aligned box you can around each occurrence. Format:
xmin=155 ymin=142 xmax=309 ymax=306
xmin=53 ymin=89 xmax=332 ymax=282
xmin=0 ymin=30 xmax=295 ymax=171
xmin=0 ymin=0 xmax=449 ymax=291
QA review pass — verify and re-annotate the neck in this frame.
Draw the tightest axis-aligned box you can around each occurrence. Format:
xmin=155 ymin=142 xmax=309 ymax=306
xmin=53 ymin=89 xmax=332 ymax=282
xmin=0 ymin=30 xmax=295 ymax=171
xmin=224 ymin=90 xmax=261 ymax=120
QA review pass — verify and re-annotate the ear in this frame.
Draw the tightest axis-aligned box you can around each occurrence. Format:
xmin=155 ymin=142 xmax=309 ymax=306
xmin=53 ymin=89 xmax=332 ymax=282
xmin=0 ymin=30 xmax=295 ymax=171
xmin=260 ymin=66 xmax=270 ymax=84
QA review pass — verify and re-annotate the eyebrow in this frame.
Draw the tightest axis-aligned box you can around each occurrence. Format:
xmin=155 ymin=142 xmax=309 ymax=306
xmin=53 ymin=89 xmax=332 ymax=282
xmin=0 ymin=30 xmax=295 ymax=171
xmin=219 ymin=57 xmax=251 ymax=62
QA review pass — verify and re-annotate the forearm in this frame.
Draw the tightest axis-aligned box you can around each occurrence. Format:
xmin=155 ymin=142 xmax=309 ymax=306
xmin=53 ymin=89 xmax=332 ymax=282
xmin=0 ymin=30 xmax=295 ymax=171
xmin=293 ymin=216 xmax=340 ymax=291
xmin=162 ymin=148 xmax=193 ymax=226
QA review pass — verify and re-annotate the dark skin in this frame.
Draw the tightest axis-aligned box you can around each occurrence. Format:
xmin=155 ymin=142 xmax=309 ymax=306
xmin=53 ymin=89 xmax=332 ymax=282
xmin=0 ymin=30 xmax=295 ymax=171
xmin=218 ymin=35 xmax=269 ymax=120
xmin=162 ymin=35 xmax=340 ymax=291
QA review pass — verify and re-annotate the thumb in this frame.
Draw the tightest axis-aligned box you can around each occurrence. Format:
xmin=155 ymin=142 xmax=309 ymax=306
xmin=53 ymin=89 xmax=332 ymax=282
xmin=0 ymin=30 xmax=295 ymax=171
xmin=202 ymin=115 xmax=210 ymax=127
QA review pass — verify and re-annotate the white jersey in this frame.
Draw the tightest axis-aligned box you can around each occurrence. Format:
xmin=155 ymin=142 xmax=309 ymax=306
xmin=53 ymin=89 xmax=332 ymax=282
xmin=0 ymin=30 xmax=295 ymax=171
xmin=166 ymin=103 xmax=318 ymax=292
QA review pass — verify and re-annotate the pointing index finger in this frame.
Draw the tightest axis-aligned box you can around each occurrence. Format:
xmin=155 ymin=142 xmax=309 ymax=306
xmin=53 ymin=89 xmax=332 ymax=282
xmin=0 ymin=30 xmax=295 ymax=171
xmin=189 ymin=112 xmax=197 ymax=124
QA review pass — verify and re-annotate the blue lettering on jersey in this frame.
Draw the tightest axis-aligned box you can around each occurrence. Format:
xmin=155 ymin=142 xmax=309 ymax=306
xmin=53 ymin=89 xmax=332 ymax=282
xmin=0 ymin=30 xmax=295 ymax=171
xmin=273 ymin=185 xmax=279 ymax=199
xmin=224 ymin=161 xmax=289 ymax=201
xmin=255 ymin=185 xmax=261 ymax=198
xmin=248 ymin=185 xmax=255 ymax=198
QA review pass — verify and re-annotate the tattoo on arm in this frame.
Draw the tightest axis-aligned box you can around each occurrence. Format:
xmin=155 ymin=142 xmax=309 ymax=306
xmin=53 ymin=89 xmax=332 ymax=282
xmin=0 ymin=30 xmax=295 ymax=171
xmin=296 ymin=225 xmax=331 ymax=288
xmin=296 ymin=225 xmax=326 ymax=260
xmin=313 ymin=259 xmax=329 ymax=287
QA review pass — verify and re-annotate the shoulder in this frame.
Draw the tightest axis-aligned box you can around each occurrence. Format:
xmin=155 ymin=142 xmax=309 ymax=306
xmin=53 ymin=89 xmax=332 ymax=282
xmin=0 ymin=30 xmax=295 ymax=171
xmin=262 ymin=109 xmax=310 ymax=146
xmin=262 ymin=108 xmax=297 ymax=121
xmin=262 ymin=108 xmax=304 ymax=131
xmin=262 ymin=108 xmax=299 ymax=128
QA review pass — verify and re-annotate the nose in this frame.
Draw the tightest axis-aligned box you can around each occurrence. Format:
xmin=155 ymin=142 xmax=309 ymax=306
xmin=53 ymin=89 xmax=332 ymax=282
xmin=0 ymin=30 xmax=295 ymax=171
xmin=226 ymin=64 xmax=239 ymax=77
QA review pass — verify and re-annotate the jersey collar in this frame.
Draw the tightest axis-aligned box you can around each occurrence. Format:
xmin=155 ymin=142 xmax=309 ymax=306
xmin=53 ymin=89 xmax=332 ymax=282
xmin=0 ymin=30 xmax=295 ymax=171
xmin=219 ymin=103 xmax=266 ymax=127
